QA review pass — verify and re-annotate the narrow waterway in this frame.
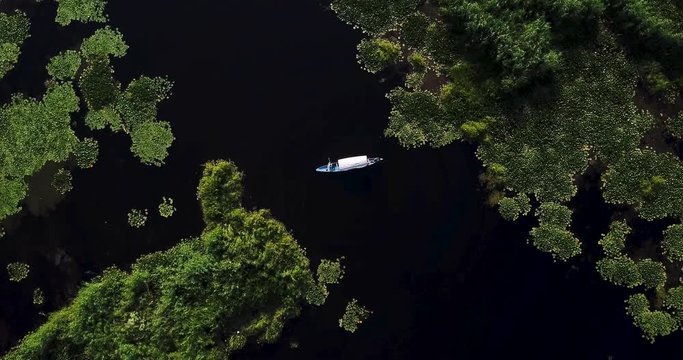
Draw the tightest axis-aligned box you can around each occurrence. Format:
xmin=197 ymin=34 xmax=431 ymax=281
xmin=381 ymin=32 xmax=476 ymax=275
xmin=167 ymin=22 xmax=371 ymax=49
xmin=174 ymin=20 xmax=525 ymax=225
xmin=1 ymin=0 xmax=683 ymax=358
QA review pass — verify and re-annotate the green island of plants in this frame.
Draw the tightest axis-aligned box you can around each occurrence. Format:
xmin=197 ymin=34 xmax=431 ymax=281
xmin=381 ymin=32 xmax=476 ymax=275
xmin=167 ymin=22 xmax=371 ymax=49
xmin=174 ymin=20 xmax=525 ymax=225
xmin=333 ymin=0 xmax=683 ymax=342
xmin=0 ymin=0 xmax=176 ymax=223
xmin=4 ymin=160 xmax=338 ymax=359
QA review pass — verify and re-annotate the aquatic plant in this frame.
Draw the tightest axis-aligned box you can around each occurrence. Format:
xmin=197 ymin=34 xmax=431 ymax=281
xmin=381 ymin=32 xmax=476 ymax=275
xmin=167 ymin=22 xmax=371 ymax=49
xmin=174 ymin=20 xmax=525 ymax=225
xmin=73 ymin=138 xmax=99 ymax=169
xmin=32 ymin=289 xmax=44 ymax=306
xmin=4 ymin=160 xmax=326 ymax=359
xmin=0 ymin=11 xmax=30 ymax=79
xmin=333 ymin=0 xmax=683 ymax=340
xmin=7 ymin=262 xmax=29 ymax=282
xmin=598 ymin=221 xmax=630 ymax=259
xmin=663 ymin=223 xmax=683 ymax=262
xmin=127 ymin=208 xmax=148 ymax=228
xmin=305 ymin=282 xmax=329 ymax=306
xmin=158 ymin=197 xmax=175 ymax=218
xmin=339 ymin=299 xmax=371 ymax=333
xmin=47 ymin=50 xmax=81 ymax=81
xmin=497 ymin=193 xmax=531 ymax=221
xmin=52 ymin=169 xmax=73 ymax=195
xmin=331 ymin=0 xmax=421 ymax=35
xmin=80 ymin=27 xmax=128 ymax=60
xmin=55 ymin=0 xmax=108 ymax=26
xmin=357 ymin=37 xmax=401 ymax=74
xmin=317 ymin=258 xmax=345 ymax=285
xmin=130 ymin=121 xmax=174 ymax=166
xmin=597 ymin=256 xmax=643 ymax=288
xmin=79 ymin=58 xmax=119 ymax=112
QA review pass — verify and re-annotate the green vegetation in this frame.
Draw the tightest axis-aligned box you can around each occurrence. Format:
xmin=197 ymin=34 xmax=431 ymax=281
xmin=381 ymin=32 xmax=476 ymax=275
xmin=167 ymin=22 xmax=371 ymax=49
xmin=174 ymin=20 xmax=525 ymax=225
xmin=497 ymin=193 xmax=531 ymax=221
xmin=52 ymin=169 xmax=73 ymax=195
xmin=80 ymin=27 xmax=128 ymax=60
xmin=32 ymin=288 xmax=44 ymax=306
xmin=5 ymin=160 xmax=328 ymax=359
xmin=0 ymin=3 xmax=175 ymax=223
xmin=663 ymin=223 xmax=683 ymax=262
xmin=7 ymin=262 xmax=29 ymax=282
xmin=55 ymin=0 xmax=108 ymax=26
xmin=158 ymin=197 xmax=175 ymax=218
xmin=0 ymin=11 xmax=30 ymax=79
xmin=357 ymin=38 xmax=401 ymax=73
xmin=47 ymin=50 xmax=81 ymax=81
xmin=127 ymin=208 xmax=147 ymax=228
xmin=335 ymin=0 xmax=683 ymax=341
xmin=317 ymin=258 xmax=345 ymax=285
xmin=339 ymin=299 xmax=371 ymax=333
xmin=129 ymin=121 xmax=174 ymax=166
xmin=627 ymin=293 xmax=678 ymax=343
xmin=73 ymin=138 xmax=99 ymax=169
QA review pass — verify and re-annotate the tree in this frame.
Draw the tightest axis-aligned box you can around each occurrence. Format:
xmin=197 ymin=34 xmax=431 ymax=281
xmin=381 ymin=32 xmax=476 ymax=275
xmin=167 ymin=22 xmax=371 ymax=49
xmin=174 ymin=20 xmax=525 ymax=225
xmin=130 ymin=121 xmax=174 ymax=166
xmin=596 ymin=256 xmax=643 ymax=288
xmin=73 ymin=138 xmax=99 ymax=169
xmin=663 ymin=223 xmax=683 ymax=262
xmin=497 ymin=193 xmax=531 ymax=221
xmin=598 ymin=220 xmax=630 ymax=258
xmin=197 ymin=160 xmax=244 ymax=227
xmin=55 ymin=0 xmax=108 ymax=26
xmin=80 ymin=27 xmax=128 ymax=60
xmin=7 ymin=262 xmax=29 ymax=282
xmin=117 ymin=76 xmax=173 ymax=130
xmin=529 ymin=223 xmax=581 ymax=261
xmin=47 ymin=50 xmax=81 ymax=81
xmin=339 ymin=299 xmax=371 ymax=333
xmin=626 ymin=293 xmax=678 ymax=343
xmin=0 ymin=11 xmax=30 ymax=79
xmin=79 ymin=58 xmax=119 ymax=111
xmin=331 ymin=0 xmax=421 ymax=35
xmin=385 ymin=88 xmax=456 ymax=148
xmin=637 ymin=259 xmax=666 ymax=289
xmin=357 ymin=38 xmax=401 ymax=74
xmin=1 ymin=160 xmax=323 ymax=359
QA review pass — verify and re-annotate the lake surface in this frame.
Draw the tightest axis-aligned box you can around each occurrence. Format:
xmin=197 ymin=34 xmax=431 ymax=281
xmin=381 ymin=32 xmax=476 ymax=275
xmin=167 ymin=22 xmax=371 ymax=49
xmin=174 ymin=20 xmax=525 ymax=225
xmin=1 ymin=0 xmax=682 ymax=358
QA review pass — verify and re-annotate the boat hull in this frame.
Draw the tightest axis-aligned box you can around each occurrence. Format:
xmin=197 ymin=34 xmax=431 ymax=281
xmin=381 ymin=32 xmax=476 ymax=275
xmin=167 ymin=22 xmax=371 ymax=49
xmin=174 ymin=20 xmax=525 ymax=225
xmin=315 ymin=157 xmax=383 ymax=172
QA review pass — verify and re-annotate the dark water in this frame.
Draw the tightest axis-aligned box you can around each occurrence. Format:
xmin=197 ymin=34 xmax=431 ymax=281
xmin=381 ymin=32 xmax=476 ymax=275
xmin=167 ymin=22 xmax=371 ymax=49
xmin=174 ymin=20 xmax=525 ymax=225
xmin=1 ymin=0 xmax=682 ymax=358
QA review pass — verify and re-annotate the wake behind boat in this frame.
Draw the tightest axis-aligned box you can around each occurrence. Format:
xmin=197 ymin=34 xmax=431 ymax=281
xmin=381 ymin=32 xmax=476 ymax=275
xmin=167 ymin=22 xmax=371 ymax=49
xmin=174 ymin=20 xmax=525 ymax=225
xmin=316 ymin=155 xmax=382 ymax=172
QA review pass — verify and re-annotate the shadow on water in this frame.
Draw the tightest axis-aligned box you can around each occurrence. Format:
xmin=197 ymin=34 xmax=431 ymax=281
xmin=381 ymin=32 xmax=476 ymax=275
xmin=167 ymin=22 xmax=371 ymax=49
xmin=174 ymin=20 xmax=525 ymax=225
xmin=1 ymin=0 xmax=683 ymax=358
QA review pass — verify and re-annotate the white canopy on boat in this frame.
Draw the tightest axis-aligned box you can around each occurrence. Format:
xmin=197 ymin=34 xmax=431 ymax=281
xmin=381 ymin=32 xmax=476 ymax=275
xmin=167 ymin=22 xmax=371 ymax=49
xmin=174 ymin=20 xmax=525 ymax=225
xmin=337 ymin=155 xmax=368 ymax=170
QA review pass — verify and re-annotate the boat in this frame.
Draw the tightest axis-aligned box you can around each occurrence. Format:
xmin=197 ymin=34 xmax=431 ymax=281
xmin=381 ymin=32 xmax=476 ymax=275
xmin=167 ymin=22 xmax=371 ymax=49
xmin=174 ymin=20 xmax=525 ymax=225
xmin=315 ymin=155 xmax=383 ymax=172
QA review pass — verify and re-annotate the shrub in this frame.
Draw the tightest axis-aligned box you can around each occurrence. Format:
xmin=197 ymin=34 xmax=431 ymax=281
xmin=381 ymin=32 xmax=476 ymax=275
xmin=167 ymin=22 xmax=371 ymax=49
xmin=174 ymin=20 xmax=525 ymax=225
xmin=598 ymin=220 xmax=630 ymax=258
xmin=130 ymin=121 xmax=174 ymax=166
xmin=664 ymin=223 xmax=683 ymax=262
xmin=80 ymin=27 xmax=128 ymax=59
xmin=74 ymin=138 xmax=99 ymax=169
xmin=55 ymin=0 xmax=108 ymax=26
xmin=317 ymin=258 xmax=345 ymax=285
xmin=47 ymin=50 xmax=81 ymax=81
xmin=357 ymin=38 xmax=402 ymax=74
xmin=158 ymin=197 xmax=175 ymax=218
xmin=127 ymin=208 xmax=147 ymax=228
xmin=596 ymin=256 xmax=642 ymax=288
xmin=7 ymin=262 xmax=29 ymax=282
xmin=52 ymin=169 xmax=73 ymax=195
xmin=339 ymin=299 xmax=371 ymax=333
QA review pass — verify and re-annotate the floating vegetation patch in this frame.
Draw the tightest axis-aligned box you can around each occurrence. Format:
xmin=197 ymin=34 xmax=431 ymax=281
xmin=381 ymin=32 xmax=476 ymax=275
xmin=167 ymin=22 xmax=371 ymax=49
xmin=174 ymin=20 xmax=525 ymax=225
xmin=158 ymin=197 xmax=175 ymax=218
xmin=7 ymin=262 xmax=29 ymax=282
xmin=127 ymin=208 xmax=148 ymax=228
xmin=339 ymin=299 xmax=371 ymax=333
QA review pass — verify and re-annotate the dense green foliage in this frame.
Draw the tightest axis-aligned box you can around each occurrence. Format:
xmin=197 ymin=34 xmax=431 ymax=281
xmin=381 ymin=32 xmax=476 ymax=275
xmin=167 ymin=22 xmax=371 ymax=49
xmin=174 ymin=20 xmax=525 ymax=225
xmin=0 ymin=11 xmax=30 ymax=79
xmin=497 ymin=193 xmax=530 ymax=221
xmin=80 ymin=27 xmax=128 ymax=60
xmin=55 ymin=0 xmax=108 ymax=26
xmin=7 ymin=262 xmax=29 ymax=282
xmin=663 ymin=223 xmax=683 ymax=262
xmin=331 ymin=0 xmax=421 ymax=35
xmin=0 ymin=83 xmax=80 ymax=219
xmin=47 ymin=50 xmax=81 ymax=81
xmin=127 ymin=208 xmax=147 ymax=228
xmin=79 ymin=58 xmax=119 ymax=112
xmin=5 ymin=160 xmax=323 ymax=359
xmin=357 ymin=38 xmax=401 ymax=73
xmin=626 ymin=293 xmax=678 ymax=342
xmin=158 ymin=197 xmax=175 ymax=218
xmin=73 ymin=138 xmax=99 ymax=169
xmin=129 ymin=121 xmax=174 ymax=166
xmin=335 ymin=0 xmax=683 ymax=341
xmin=339 ymin=299 xmax=371 ymax=333
xmin=317 ymin=258 xmax=345 ymax=285
xmin=598 ymin=221 xmax=631 ymax=258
